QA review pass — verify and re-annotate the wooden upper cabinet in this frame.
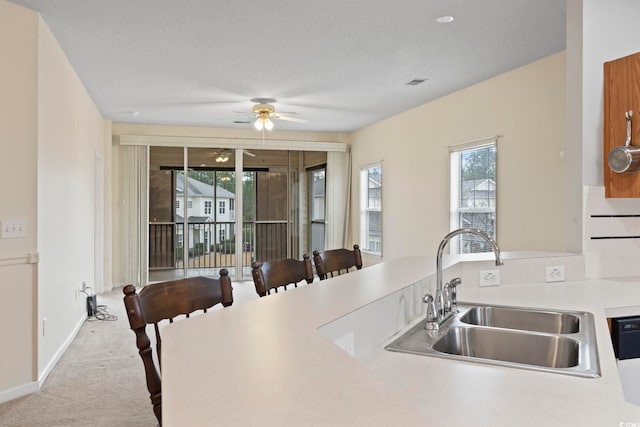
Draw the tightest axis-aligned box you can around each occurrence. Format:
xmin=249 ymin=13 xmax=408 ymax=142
xmin=604 ymin=51 xmax=640 ymax=198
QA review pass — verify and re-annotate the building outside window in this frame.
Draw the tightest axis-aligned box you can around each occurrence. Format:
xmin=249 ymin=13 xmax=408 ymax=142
xmin=359 ymin=163 xmax=382 ymax=255
xmin=450 ymin=141 xmax=497 ymax=254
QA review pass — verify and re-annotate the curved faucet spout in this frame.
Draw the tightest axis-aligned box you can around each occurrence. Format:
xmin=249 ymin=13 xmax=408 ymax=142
xmin=436 ymin=228 xmax=503 ymax=297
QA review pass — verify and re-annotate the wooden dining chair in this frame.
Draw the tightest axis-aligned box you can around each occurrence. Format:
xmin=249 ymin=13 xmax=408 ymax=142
xmin=313 ymin=244 xmax=363 ymax=280
xmin=122 ymin=271 xmax=233 ymax=425
xmin=252 ymin=254 xmax=314 ymax=297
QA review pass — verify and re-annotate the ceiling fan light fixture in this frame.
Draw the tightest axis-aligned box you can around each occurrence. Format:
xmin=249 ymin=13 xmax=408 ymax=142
xmin=253 ymin=108 xmax=275 ymax=131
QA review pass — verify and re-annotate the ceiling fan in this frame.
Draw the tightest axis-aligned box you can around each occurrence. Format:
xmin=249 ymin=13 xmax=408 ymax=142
xmin=203 ymin=148 xmax=255 ymax=164
xmin=247 ymin=98 xmax=307 ymax=131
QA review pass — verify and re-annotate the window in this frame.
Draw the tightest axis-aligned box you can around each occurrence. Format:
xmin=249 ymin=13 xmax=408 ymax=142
xmin=176 ymin=199 xmax=180 ymax=209
xmin=219 ymin=201 xmax=226 ymax=214
xmin=359 ymin=163 xmax=382 ymax=255
xmin=204 ymin=200 xmax=212 ymax=215
xmin=450 ymin=142 xmax=497 ymax=254
xmin=310 ymin=168 xmax=326 ymax=253
xmin=187 ymin=200 xmax=193 ymax=209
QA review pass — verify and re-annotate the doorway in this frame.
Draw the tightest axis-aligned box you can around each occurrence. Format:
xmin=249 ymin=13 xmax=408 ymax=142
xmin=147 ymin=147 xmax=325 ymax=282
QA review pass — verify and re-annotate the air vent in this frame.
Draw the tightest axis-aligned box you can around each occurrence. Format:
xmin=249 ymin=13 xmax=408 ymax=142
xmin=406 ymin=78 xmax=427 ymax=86
xmin=234 ymin=120 xmax=250 ymax=124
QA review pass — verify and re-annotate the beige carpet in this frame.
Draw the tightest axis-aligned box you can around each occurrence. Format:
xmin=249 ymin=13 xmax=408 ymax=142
xmin=0 ymin=280 xmax=261 ymax=426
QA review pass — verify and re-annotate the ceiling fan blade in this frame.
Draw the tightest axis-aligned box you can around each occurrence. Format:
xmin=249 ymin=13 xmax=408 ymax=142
xmin=271 ymin=114 xmax=307 ymax=123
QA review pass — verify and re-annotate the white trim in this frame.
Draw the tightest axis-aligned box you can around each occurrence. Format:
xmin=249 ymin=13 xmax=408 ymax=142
xmin=117 ymin=134 xmax=347 ymax=152
xmin=38 ymin=312 xmax=86 ymax=388
xmin=0 ymin=381 xmax=39 ymax=404
xmin=449 ymin=142 xmax=498 ymax=252
xmin=359 ymin=162 xmax=383 ymax=256
xmin=0 ymin=253 xmax=39 ymax=267
xmin=448 ymin=135 xmax=502 ymax=152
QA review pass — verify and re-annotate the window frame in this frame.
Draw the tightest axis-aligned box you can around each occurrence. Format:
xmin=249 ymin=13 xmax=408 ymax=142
xmin=359 ymin=161 xmax=382 ymax=256
xmin=449 ymin=140 xmax=497 ymax=255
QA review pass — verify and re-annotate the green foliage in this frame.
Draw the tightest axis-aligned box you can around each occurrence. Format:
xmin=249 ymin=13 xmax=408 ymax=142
xmin=461 ymin=146 xmax=496 ymax=180
xmin=188 ymin=242 xmax=206 ymax=258
xmin=217 ymin=238 xmax=235 ymax=253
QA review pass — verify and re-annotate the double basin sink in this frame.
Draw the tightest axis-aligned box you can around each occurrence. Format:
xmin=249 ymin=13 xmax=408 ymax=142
xmin=385 ymin=303 xmax=601 ymax=378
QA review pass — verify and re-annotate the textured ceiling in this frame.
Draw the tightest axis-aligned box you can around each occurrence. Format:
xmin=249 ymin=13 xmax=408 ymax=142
xmin=9 ymin=0 xmax=566 ymax=132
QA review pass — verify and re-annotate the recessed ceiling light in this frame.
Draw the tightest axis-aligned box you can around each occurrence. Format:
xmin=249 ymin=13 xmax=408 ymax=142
xmin=436 ymin=15 xmax=454 ymax=24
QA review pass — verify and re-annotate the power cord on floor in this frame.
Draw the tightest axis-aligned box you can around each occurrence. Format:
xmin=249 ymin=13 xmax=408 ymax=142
xmin=89 ymin=304 xmax=118 ymax=321
xmin=81 ymin=288 xmax=118 ymax=321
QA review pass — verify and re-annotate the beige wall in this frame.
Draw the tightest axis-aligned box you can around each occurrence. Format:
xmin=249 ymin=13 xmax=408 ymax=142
xmin=0 ymin=0 xmax=39 ymax=398
xmin=0 ymin=0 xmax=106 ymax=401
xmin=350 ymin=52 xmax=567 ymax=261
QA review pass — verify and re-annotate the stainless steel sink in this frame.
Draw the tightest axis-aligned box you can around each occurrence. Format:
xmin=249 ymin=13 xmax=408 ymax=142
xmin=459 ymin=306 xmax=580 ymax=334
xmin=433 ymin=326 xmax=579 ymax=368
xmin=385 ymin=302 xmax=601 ymax=378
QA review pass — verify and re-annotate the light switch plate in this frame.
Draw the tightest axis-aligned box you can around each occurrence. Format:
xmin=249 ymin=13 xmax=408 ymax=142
xmin=1 ymin=219 xmax=27 ymax=239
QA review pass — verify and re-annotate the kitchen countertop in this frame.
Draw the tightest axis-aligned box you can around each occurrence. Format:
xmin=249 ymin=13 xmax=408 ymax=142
xmin=161 ymin=255 xmax=640 ymax=426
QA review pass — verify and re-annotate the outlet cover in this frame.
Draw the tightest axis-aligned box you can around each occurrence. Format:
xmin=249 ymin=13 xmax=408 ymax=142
xmin=545 ymin=266 xmax=565 ymax=282
xmin=479 ymin=270 xmax=501 ymax=287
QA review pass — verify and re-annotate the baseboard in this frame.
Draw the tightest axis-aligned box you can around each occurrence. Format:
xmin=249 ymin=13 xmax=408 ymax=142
xmin=0 ymin=381 xmax=39 ymax=404
xmin=38 ymin=312 xmax=87 ymax=388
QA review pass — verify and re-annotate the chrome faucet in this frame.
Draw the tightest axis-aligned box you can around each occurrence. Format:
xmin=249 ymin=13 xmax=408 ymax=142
xmin=424 ymin=228 xmax=503 ymax=330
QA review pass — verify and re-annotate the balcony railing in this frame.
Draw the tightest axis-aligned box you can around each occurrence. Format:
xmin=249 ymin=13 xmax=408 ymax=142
xmin=149 ymin=220 xmax=288 ymax=271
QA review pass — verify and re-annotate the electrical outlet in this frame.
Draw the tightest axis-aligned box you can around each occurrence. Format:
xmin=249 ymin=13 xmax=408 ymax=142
xmin=545 ymin=265 xmax=565 ymax=282
xmin=479 ymin=269 xmax=501 ymax=286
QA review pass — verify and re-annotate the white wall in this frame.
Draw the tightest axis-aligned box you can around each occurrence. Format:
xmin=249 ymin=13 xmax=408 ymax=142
xmin=36 ymin=16 xmax=105 ymax=380
xmin=350 ymin=52 xmax=567 ymax=261
xmin=0 ymin=0 xmax=39 ymax=400
xmin=577 ymin=0 xmax=640 ymax=187
xmin=566 ymin=0 xmax=640 ymax=278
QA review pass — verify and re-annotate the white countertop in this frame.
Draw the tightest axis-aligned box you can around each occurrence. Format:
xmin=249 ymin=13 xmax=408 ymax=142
xmin=161 ymin=255 xmax=640 ymax=426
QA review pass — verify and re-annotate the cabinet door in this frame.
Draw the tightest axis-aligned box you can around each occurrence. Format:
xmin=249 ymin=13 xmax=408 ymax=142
xmin=604 ymin=51 xmax=640 ymax=198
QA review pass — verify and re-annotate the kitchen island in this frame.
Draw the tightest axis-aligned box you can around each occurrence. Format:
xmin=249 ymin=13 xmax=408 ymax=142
xmin=162 ymin=255 xmax=640 ymax=426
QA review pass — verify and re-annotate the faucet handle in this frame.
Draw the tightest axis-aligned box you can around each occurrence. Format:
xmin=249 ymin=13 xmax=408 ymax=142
xmin=443 ymin=283 xmax=452 ymax=314
xmin=449 ymin=277 xmax=462 ymax=287
xmin=447 ymin=277 xmax=462 ymax=312
xmin=423 ymin=293 xmax=437 ymax=323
